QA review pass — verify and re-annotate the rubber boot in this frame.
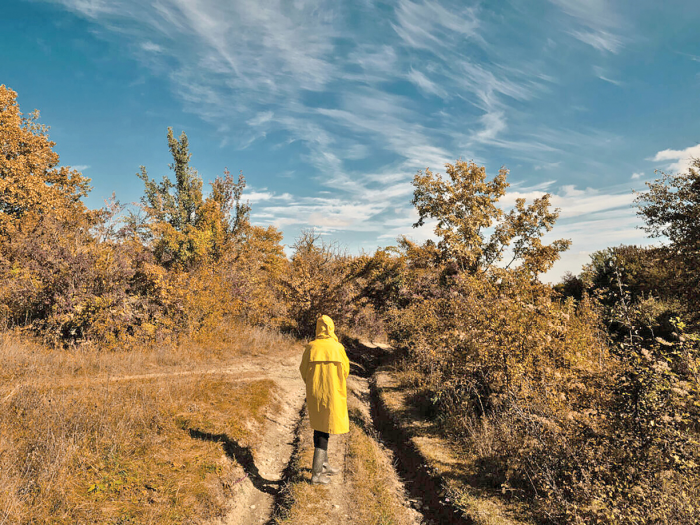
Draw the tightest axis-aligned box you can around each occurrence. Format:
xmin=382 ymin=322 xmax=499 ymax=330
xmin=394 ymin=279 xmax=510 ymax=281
xmin=322 ymin=449 xmax=340 ymax=476
xmin=311 ymin=447 xmax=331 ymax=484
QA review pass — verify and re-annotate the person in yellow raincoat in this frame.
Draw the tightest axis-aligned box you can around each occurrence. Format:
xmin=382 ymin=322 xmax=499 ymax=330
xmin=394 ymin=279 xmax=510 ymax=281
xmin=299 ymin=315 xmax=349 ymax=484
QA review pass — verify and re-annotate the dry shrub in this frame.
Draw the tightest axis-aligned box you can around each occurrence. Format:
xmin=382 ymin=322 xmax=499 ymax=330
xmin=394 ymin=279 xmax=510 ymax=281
xmin=0 ymin=196 xmax=288 ymax=348
xmin=0 ymin=87 xmax=288 ymax=347
xmin=389 ymin=268 xmax=700 ymax=523
xmin=281 ymin=230 xmax=358 ymax=337
xmin=381 ymin=158 xmax=700 ymax=523
xmin=0 ymin=214 xmax=147 ymax=346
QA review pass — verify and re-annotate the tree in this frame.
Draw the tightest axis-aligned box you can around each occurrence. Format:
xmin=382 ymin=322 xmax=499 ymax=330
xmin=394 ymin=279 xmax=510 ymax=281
xmin=554 ymin=271 xmax=584 ymax=301
xmin=411 ymin=160 xmax=570 ymax=275
xmin=0 ymin=85 xmax=93 ymax=236
xmin=137 ymin=127 xmax=203 ymax=232
xmin=136 ymin=128 xmax=249 ymax=267
xmin=635 ymin=160 xmax=700 ymax=322
xmin=635 ymin=159 xmax=700 ymax=256
xmin=282 ymin=230 xmax=354 ymax=337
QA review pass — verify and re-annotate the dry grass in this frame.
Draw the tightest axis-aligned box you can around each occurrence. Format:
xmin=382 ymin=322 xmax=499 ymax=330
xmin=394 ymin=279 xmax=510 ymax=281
xmin=0 ymin=321 xmax=291 ymax=387
xmin=0 ymin=324 xmax=293 ymax=524
xmin=375 ymin=369 xmax=536 ymax=525
xmin=344 ymin=421 xmax=412 ymax=525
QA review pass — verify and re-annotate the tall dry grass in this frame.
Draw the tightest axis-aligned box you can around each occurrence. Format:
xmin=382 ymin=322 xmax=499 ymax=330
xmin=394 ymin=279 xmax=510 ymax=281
xmin=0 ymin=324 xmax=296 ymax=524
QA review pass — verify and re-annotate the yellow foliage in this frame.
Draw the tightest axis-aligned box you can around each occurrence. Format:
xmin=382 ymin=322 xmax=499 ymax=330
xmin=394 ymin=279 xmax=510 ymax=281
xmin=0 ymin=85 xmax=94 ymax=237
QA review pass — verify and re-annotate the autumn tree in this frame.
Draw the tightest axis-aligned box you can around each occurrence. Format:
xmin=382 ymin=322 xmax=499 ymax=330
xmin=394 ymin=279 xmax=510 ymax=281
xmin=220 ymin=224 xmax=288 ymax=327
xmin=412 ymin=160 xmax=570 ymax=275
xmin=0 ymin=86 xmax=133 ymax=342
xmin=636 ymin=159 xmax=700 ymax=256
xmin=0 ymin=85 xmax=93 ymax=236
xmin=282 ymin=230 xmax=355 ymax=337
xmin=136 ymin=128 xmax=249 ymax=267
xmin=635 ymin=160 xmax=700 ymax=322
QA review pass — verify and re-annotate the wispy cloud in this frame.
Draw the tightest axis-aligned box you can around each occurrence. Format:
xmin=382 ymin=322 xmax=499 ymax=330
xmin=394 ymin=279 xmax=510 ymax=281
xmin=652 ymin=144 xmax=700 ymax=174
xmin=244 ymin=189 xmax=293 ymax=204
xmin=140 ymin=40 xmax=162 ymax=53
xmin=571 ymin=30 xmax=623 ymax=54
xmin=500 ymin=183 xmax=636 ymax=221
xmin=593 ymin=65 xmax=623 ymax=86
xmin=49 ymin=0 xmax=563 ymax=177
xmin=549 ymin=0 xmax=625 ymax=53
xmin=407 ymin=68 xmax=447 ymax=98
xmin=45 ymin=0 xmax=649 ymax=276
xmin=391 ymin=0 xmax=483 ymax=53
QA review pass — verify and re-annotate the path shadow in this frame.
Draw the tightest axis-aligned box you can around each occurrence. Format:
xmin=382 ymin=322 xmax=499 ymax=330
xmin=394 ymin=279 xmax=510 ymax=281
xmin=342 ymin=336 xmax=398 ymax=378
xmin=188 ymin=428 xmax=281 ymax=496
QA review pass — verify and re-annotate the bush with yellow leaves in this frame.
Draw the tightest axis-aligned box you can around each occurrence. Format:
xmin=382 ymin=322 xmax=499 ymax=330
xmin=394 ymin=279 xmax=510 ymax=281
xmin=384 ymin=159 xmax=700 ymax=523
xmin=0 ymin=85 xmax=287 ymax=346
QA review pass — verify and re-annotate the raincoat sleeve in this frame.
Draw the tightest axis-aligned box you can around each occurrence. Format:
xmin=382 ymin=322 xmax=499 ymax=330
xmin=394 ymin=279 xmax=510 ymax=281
xmin=341 ymin=345 xmax=350 ymax=379
xmin=299 ymin=346 xmax=311 ymax=383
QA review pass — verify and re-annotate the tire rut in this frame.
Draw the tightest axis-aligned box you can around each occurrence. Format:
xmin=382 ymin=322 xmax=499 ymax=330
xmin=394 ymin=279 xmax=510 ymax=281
xmin=344 ymin=338 xmax=471 ymax=525
xmin=212 ymin=360 xmax=306 ymax=525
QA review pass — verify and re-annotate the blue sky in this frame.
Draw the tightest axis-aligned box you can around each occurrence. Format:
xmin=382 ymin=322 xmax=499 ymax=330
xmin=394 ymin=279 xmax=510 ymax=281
xmin=2 ymin=0 xmax=700 ymax=280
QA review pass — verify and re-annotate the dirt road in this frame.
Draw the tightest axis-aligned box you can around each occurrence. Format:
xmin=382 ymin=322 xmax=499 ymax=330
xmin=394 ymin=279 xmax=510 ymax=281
xmin=204 ymin=339 xmax=427 ymax=525
xmin=86 ymin=340 xmax=433 ymax=524
xmin=214 ymin=353 xmax=305 ymax=525
xmin=170 ymin=339 xmax=428 ymax=525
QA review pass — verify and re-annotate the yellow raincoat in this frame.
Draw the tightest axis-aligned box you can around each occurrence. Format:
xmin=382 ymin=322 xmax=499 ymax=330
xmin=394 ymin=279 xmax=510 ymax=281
xmin=299 ymin=315 xmax=350 ymax=434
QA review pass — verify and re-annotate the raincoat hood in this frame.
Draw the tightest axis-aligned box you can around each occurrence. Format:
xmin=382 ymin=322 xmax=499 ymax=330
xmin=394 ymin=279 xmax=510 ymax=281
xmin=315 ymin=315 xmax=338 ymax=342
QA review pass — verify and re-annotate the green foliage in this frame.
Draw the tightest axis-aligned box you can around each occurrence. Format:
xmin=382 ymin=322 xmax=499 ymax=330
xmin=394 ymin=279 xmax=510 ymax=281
xmin=580 ymin=246 xmax=686 ymax=341
xmin=137 ymin=128 xmax=203 ymax=232
xmin=553 ymin=271 xmax=584 ymax=301
xmin=136 ymin=129 xmax=249 ymax=268
xmin=635 ymin=160 xmax=700 ymax=255
xmin=0 ymin=90 xmax=285 ymax=345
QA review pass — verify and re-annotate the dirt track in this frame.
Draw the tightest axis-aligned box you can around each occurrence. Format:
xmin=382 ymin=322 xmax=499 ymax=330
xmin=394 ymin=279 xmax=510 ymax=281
xmin=209 ymin=340 xmax=426 ymax=525
xmin=214 ymin=354 xmax=305 ymax=525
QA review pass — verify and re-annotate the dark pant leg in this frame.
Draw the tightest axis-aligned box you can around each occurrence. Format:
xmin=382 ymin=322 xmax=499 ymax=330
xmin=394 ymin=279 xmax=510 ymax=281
xmin=313 ymin=430 xmax=329 ymax=451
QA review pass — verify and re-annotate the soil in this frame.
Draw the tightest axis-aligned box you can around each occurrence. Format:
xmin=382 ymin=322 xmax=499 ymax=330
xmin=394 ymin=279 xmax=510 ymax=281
xmin=212 ymin=353 xmax=305 ymax=525
xmin=272 ymin=371 xmax=423 ymax=525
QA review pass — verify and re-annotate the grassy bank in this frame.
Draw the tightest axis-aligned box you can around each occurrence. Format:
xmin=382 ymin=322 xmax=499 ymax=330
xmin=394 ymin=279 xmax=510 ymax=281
xmin=373 ymin=368 xmax=536 ymax=525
